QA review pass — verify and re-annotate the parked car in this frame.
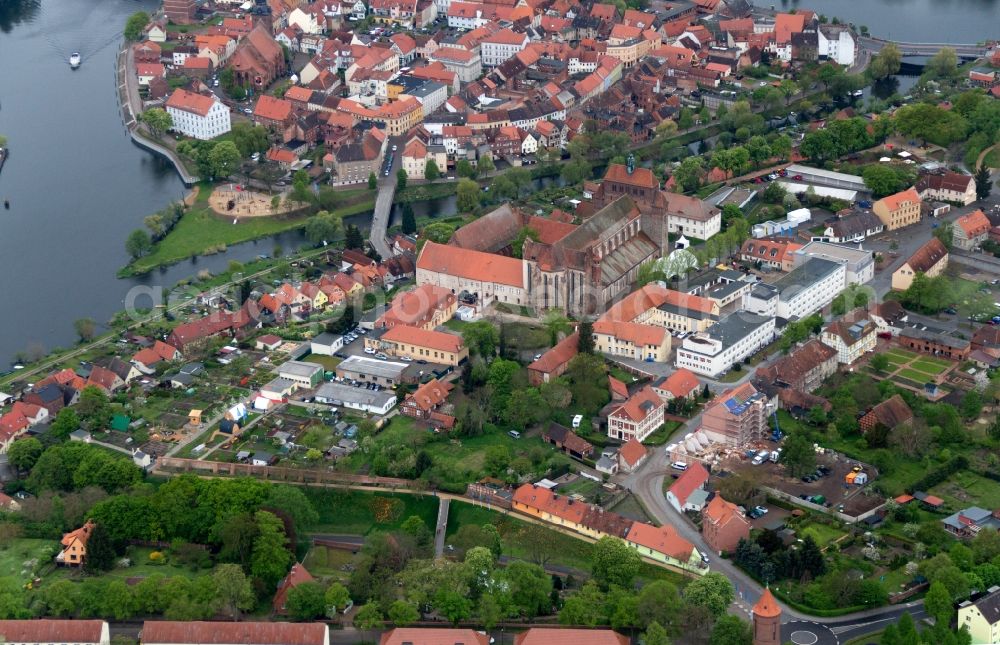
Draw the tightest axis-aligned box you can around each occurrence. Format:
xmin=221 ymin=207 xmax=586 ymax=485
xmin=364 ymin=347 xmax=376 ymax=354
xmin=753 ymin=505 xmax=769 ymax=515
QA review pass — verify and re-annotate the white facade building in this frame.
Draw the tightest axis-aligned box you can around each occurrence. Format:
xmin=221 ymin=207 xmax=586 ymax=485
xmin=675 ymin=313 xmax=776 ymax=378
xmin=817 ymin=25 xmax=856 ymax=66
xmin=480 ymin=30 xmax=530 ymax=66
xmin=165 ymin=89 xmax=231 ymax=140
xmin=745 ymin=258 xmax=846 ymax=321
xmin=793 ymin=241 xmax=875 ymax=286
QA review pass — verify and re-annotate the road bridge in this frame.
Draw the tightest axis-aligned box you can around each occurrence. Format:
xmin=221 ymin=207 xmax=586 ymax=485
xmin=860 ymin=36 xmax=989 ymax=58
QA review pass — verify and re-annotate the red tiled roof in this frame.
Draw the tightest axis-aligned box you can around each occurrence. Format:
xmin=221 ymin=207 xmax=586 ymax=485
xmin=514 ymin=629 xmax=629 ymax=645
xmin=956 ymin=209 xmax=990 ymax=238
xmin=626 ymin=521 xmax=694 ymax=562
xmin=593 ymin=320 xmax=666 ymax=348
xmin=876 ymin=187 xmax=921 ymax=213
xmin=405 ymin=378 xmax=453 ymax=413
xmin=273 ymin=563 xmax=314 ymax=611
xmin=669 ymin=461 xmax=709 ymax=505
xmin=610 ymin=386 xmax=663 ymax=423
xmin=142 ymin=622 xmax=328 ymax=645
xmin=656 ymin=368 xmax=700 ymax=399
xmin=381 ymin=628 xmax=490 ymax=645
xmin=417 ymin=241 xmax=525 ymax=288
xmin=166 ymin=88 xmax=217 ymax=117
xmin=753 ymin=587 xmax=781 ymax=618
xmin=608 ymin=375 xmax=629 ymax=400
xmin=603 ymin=163 xmax=658 ymax=189
xmin=381 ymin=325 xmax=464 ymax=354
xmin=619 ymin=437 xmax=646 ymax=467
xmin=903 ymin=237 xmax=948 ymax=273
xmin=703 ymin=494 xmax=746 ymax=528
xmin=600 ymin=284 xmax=715 ymax=324
xmin=0 ymin=620 xmax=107 ymax=643
xmin=527 ymin=215 xmax=577 ymax=244
xmin=255 ymin=95 xmax=294 ymax=122
xmin=513 ymin=484 xmax=587 ymax=525
xmin=529 ymin=332 xmax=579 ymax=375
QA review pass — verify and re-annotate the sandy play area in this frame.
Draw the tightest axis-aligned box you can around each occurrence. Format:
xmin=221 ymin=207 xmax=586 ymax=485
xmin=208 ymin=185 xmax=296 ymax=218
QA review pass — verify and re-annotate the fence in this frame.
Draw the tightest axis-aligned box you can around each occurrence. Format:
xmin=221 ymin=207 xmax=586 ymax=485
xmin=764 ymin=486 xmax=887 ymax=525
xmin=156 ymin=457 xmax=415 ymax=488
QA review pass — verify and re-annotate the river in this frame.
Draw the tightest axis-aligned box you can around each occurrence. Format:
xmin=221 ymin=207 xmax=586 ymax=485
xmin=773 ymin=0 xmax=999 ymax=43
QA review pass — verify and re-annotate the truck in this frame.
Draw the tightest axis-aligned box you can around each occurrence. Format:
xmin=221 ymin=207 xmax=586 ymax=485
xmin=770 ymin=448 xmax=781 ymax=463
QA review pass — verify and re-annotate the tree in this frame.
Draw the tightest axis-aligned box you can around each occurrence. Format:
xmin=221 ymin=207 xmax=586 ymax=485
xmin=924 ymin=581 xmax=954 ymax=625
xmin=637 ymin=580 xmax=682 ymax=631
xmin=231 ymin=123 xmax=269 ymax=158
xmin=84 ymin=523 xmax=117 ymax=573
xmin=400 ymin=203 xmax=417 ymax=234
xmin=976 ymin=165 xmax=993 ymax=201
xmin=578 ymin=321 xmax=595 ymax=353
xmin=863 ymin=164 xmax=906 ymax=198
xmin=561 ymin=158 xmax=591 ymax=185
xmin=73 ymin=317 xmax=98 ymax=342
xmin=503 ymin=560 xmax=551 ymax=616
xmin=933 ymin=222 xmax=954 ymax=249
xmin=436 ymin=589 xmax=473 ymax=625
xmin=250 ymin=510 xmax=291 ymax=590
xmin=208 ymin=141 xmax=242 ymax=179
xmin=345 ymin=224 xmax=364 ymax=250
xmin=325 ymin=582 xmax=351 ymax=617
xmin=924 ymin=48 xmax=959 ymax=80
xmin=396 ymin=168 xmax=408 ymax=190
xmin=559 ymin=581 xmax=606 ymax=626
xmin=141 ymin=108 xmax=173 ymax=137
xmin=710 ymin=615 xmax=752 ymax=645
xmin=213 ymin=564 xmax=255 ymax=620
xmin=592 ymin=537 xmax=642 ymax=590
xmin=684 ymin=572 xmax=734 ymax=616
xmin=420 ymin=159 xmax=440 ymax=182
xmin=870 ymin=353 xmax=890 ymax=373
xmin=644 ymin=621 xmax=671 ymax=645
xmin=388 ymin=599 xmax=420 ymax=625
xmin=673 ymin=157 xmax=704 ymax=192
xmin=463 ymin=321 xmax=499 ymax=357
xmin=286 ymin=582 xmax=328 ymax=620
xmin=77 ymin=385 xmax=112 ymax=431
xmin=745 ymin=136 xmax=772 ymax=169
xmin=780 ymin=432 xmax=817 ymax=477
xmin=868 ymin=43 xmax=902 ymax=81
xmin=304 ymin=210 xmax=342 ymax=245
xmin=457 ymin=178 xmax=480 ymax=212
xmin=50 ymin=408 xmax=81 ymax=440
xmin=368 ymin=173 xmax=377 ymax=190
xmin=353 ymin=603 xmax=383 ymax=638
xmin=125 ymin=228 xmax=152 ymax=260
xmin=124 ymin=11 xmax=149 ymax=41
xmin=477 ymin=155 xmax=495 ymax=176
xmin=8 ymin=437 xmax=43 ymax=473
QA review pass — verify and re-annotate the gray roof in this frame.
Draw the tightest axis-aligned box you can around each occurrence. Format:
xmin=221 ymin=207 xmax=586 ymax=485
xmin=828 ymin=211 xmax=884 ymax=238
xmin=707 ymin=312 xmax=774 ymax=345
xmin=771 ymin=257 xmax=843 ymax=293
xmin=899 ymin=327 xmax=971 ymax=351
xmin=706 ymin=280 xmax=750 ymax=301
xmin=796 ymin=241 xmax=873 ymax=265
xmin=314 ymin=381 xmax=397 ymax=409
xmin=312 ymin=332 xmax=341 ymax=347
xmin=971 ymin=588 xmax=1000 ymax=625
xmin=278 ymin=360 xmax=324 ymax=378
xmin=336 ymin=355 xmax=409 ymax=379
xmin=263 ymin=376 xmax=297 ymax=392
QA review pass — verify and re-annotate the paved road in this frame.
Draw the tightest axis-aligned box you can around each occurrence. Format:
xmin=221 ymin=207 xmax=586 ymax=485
xmin=368 ymin=137 xmax=403 ymax=259
xmin=434 ymin=496 xmax=450 ymax=557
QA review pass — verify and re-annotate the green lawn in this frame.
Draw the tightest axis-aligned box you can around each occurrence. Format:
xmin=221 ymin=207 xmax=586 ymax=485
xmin=123 ymin=186 xmax=375 ymax=275
xmin=0 ymin=539 xmax=54 ymax=580
xmin=304 ymin=354 xmax=341 ymax=371
xmin=931 ymin=471 xmax=1000 ymax=510
xmin=884 ymin=348 xmax=918 ymax=361
xmin=643 ymin=421 xmax=684 ymax=446
xmin=303 ymin=488 xmax=439 ymax=535
xmin=911 ymin=359 xmax=950 ymax=374
xmin=898 ymin=368 xmax=936 ymax=382
xmin=301 ymin=546 xmax=357 ymax=583
xmin=797 ymin=522 xmax=847 ymax=548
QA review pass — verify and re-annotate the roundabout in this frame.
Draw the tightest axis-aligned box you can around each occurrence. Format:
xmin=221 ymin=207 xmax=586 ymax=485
xmin=783 ymin=621 xmax=838 ymax=645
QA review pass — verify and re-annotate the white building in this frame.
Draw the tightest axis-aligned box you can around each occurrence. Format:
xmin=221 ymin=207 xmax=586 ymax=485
xmin=606 ymin=386 xmax=665 ymax=442
xmin=665 ymin=193 xmax=722 ymax=241
xmin=744 ymin=258 xmax=845 ymax=321
xmin=314 ymin=381 xmax=397 ymax=415
xmin=793 ymin=241 xmax=874 ymax=286
xmin=310 ymin=332 xmax=344 ymax=356
xmin=165 ymin=89 xmax=231 ymax=141
xmin=675 ymin=313 xmax=777 ymax=378
xmin=480 ymin=29 xmax=530 ymax=67
xmin=821 ymin=318 xmax=876 ymax=364
xmin=276 ymin=360 xmax=324 ymax=387
xmin=817 ymin=25 xmax=856 ymax=66
xmin=288 ymin=6 xmax=324 ymax=34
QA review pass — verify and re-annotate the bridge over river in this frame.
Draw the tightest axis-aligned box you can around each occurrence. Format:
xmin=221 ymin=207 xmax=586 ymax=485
xmin=859 ymin=36 xmax=990 ymax=58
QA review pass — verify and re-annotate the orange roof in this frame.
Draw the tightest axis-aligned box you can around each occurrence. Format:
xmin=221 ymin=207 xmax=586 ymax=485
xmin=513 ymin=629 xmax=629 ymax=645
xmin=513 ymin=484 xmax=587 ymax=525
xmin=656 ymin=368 xmax=700 ymax=399
xmin=417 ymin=241 xmax=524 ymax=288
xmin=705 ymin=62 xmax=730 ymax=74
xmin=600 ymin=284 xmax=715 ymax=324
xmin=403 ymin=138 xmax=427 ymax=159
xmin=610 ymin=386 xmax=663 ymax=423
xmin=703 ymin=494 xmax=745 ymax=527
xmin=284 ymin=85 xmax=313 ymax=102
xmin=255 ymin=95 xmax=294 ymax=122
xmin=382 ymin=629 xmax=490 ymax=645
xmin=405 ymin=378 xmax=453 ymax=413
xmin=273 ymin=563 xmax=315 ymax=611
xmin=774 ymin=13 xmax=805 ymax=44
xmin=136 ymin=62 xmax=165 ymax=77
xmin=381 ymin=325 xmax=465 ymax=354
xmin=603 ymin=163 xmax=658 ymax=189
xmin=166 ymin=89 xmax=217 ymax=116
xmin=876 ymin=186 xmax=921 ymax=212
xmin=608 ymin=375 xmax=629 ymax=400
xmin=142 ymin=622 xmax=328 ymax=645
xmin=380 ymin=284 xmax=455 ymax=328
xmin=956 ymin=209 xmax=990 ymax=237
xmin=183 ymin=56 xmax=212 ymax=69
xmin=61 ymin=520 xmax=95 ymax=547
xmin=528 ymin=332 xmax=579 ymax=374
xmin=626 ymin=521 xmax=694 ymax=562
xmin=266 ymin=148 xmax=298 ymax=163
xmin=619 ymin=438 xmax=646 ymax=467
xmin=669 ymin=461 xmax=709 ymax=504
xmin=740 ymin=238 xmax=802 ymax=264
xmin=753 ymin=587 xmax=782 ymax=619
xmin=484 ymin=28 xmax=527 ymax=45
xmin=589 ymin=3 xmax=617 ymax=20
xmin=0 ymin=621 xmax=108 ymax=644
xmin=433 ymin=47 xmax=476 ymax=63
xmin=610 ymin=23 xmax=642 ymax=41
xmin=593 ymin=320 xmax=666 ymax=347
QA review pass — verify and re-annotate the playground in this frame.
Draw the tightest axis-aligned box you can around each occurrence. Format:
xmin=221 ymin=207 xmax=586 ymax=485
xmin=208 ymin=185 xmax=295 ymax=218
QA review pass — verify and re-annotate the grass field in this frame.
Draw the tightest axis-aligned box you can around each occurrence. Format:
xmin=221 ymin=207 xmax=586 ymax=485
xmin=123 ymin=186 xmax=374 ymax=275
xmin=911 ymin=359 xmax=949 ymax=374
xmin=303 ymin=488 xmax=440 ymax=535
xmin=898 ymin=368 xmax=936 ymax=382
xmin=798 ymin=522 xmax=847 ymax=548
xmin=303 ymin=354 xmax=341 ymax=371
xmin=884 ymin=348 xmax=918 ymax=361
xmin=931 ymin=471 xmax=1000 ymax=510
xmin=0 ymin=539 xmax=54 ymax=580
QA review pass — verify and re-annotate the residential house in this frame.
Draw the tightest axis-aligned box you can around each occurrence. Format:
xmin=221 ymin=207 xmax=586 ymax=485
xmin=132 ymin=340 xmax=181 ymax=373
xmin=699 ymin=382 xmax=769 ymax=447
xmin=165 ymin=89 xmax=231 ymax=141
xmin=702 ymin=495 xmax=750 ymax=554
xmin=543 ymin=422 xmax=595 ymax=459
xmin=873 ymin=187 xmax=922 ymax=231
xmin=740 ymin=238 xmax=802 ymax=272
xmin=618 ymin=437 xmax=648 ymax=472
xmin=666 ymin=461 xmax=710 ymax=513
xmin=954 ymin=209 xmax=991 ymax=251
xmin=942 ymin=507 xmax=1000 ymax=539
xmin=891 ymin=238 xmax=948 ymax=291
xmin=528 ymin=332 xmax=579 ymax=386
xmin=823 ymin=210 xmax=885 ymax=243
xmin=135 ymin=62 xmax=165 ymax=86
xmin=400 ymin=378 xmax=454 ymax=426
xmin=753 ymin=339 xmax=837 ymax=410
xmin=381 ymin=629 xmax=490 ymax=645
xmin=607 ymin=386 xmax=665 ymax=442
xmin=273 ymin=563 xmax=315 ymax=614
xmin=56 ymin=520 xmax=94 ymax=567
xmin=651 ymin=368 xmax=701 ymax=402
xmin=859 ymin=394 xmax=913 ymax=434
xmin=664 ymin=192 xmax=722 ymax=241
xmin=958 ymin=586 xmax=1000 ymax=645
xmin=821 ymin=318 xmax=876 ymax=364
xmin=917 ymin=171 xmax=977 ymax=206
xmin=624 ymin=520 xmax=702 ymax=571
xmin=254 ymin=95 xmax=295 ymax=130
xmin=378 ymin=284 xmax=457 ymax=330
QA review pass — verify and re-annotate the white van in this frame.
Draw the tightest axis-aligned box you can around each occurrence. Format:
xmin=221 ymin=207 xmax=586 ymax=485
xmin=508 ymin=430 xmax=521 ymax=439
xmin=752 ymin=450 xmax=770 ymax=465
xmin=670 ymin=461 xmax=688 ymax=471
xmin=572 ymin=414 xmax=584 ymax=428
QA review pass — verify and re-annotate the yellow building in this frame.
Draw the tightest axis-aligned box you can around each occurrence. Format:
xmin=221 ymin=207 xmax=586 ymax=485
xmin=959 ymin=589 xmax=1000 ymax=644
xmin=366 ymin=325 xmax=469 ymax=366
xmin=891 ymin=237 xmax=948 ymax=291
xmin=873 ymin=187 xmax=922 ymax=231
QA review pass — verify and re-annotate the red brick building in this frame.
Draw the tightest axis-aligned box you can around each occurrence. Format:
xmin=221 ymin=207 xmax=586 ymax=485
xmin=702 ymin=494 xmax=750 ymax=554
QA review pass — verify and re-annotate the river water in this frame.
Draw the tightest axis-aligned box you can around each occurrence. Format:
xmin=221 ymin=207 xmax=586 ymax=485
xmin=773 ymin=0 xmax=999 ymax=43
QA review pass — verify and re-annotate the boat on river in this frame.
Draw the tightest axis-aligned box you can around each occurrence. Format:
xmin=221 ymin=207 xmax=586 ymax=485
xmin=69 ymin=52 xmax=81 ymax=68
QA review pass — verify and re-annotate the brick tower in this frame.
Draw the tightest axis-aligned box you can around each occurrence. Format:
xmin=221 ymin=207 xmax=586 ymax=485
xmin=752 ymin=587 xmax=781 ymax=645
